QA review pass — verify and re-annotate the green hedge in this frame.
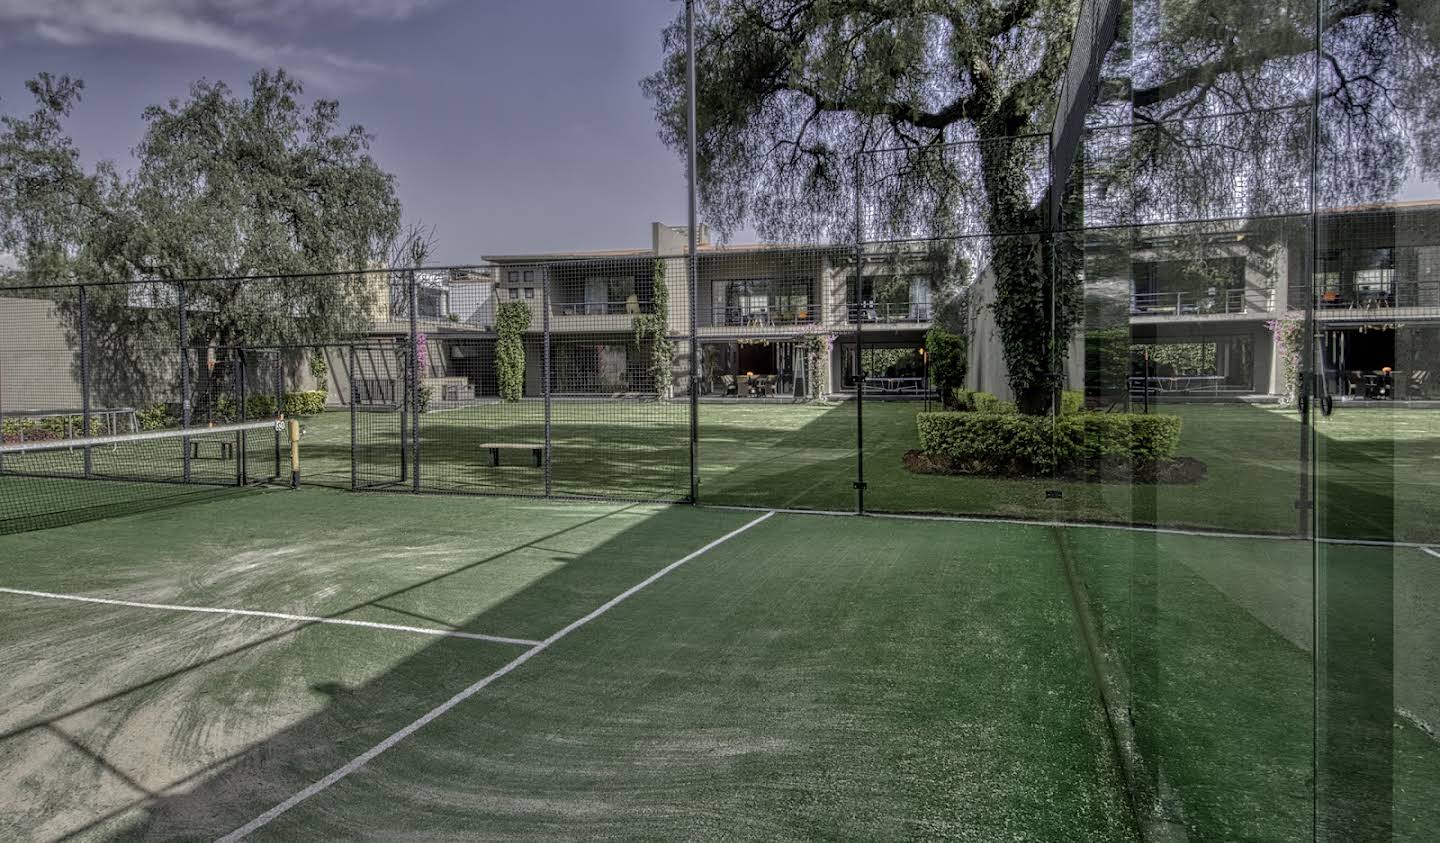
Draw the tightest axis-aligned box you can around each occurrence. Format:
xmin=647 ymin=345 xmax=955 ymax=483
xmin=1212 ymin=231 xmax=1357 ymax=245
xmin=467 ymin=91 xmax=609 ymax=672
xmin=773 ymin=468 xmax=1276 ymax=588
xmin=917 ymin=411 xmax=1182 ymax=475
xmin=950 ymin=388 xmax=1084 ymax=415
xmin=216 ymin=390 xmax=328 ymax=421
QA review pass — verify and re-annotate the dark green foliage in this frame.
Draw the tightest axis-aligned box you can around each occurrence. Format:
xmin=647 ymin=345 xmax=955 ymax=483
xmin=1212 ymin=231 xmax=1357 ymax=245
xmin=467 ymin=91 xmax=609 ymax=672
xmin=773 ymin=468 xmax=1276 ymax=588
xmin=216 ymin=391 xmax=327 ymax=421
xmin=972 ymin=392 xmax=1016 ymax=414
xmin=631 ymin=260 xmax=674 ymax=394
xmin=925 ymin=326 xmax=967 ymax=406
xmin=917 ymin=411 xmax=1183 ymax=475
xmin=496 ymin=301 xmax=532 ymax=403
xmin=0 ymin=70 xmax=402 ymax=406
xmin=951 ymin=388 xmax=976 ymax=410
xmin=137 ymin=404 xmax=177 ymax=431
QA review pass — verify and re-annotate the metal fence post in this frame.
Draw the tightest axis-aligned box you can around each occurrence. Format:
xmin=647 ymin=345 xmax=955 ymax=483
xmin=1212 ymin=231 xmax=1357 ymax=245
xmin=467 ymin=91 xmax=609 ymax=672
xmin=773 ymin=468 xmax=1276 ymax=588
xmin=236 ymin=349 xmax=247 ymax=486
xmin=78 ymin=284 xmax=93 ymax=478
xmin=409 ymin=270 xmax=421 ymax=493
xmin=349 ymin=345 xmax=359 ymax=491
xmin=685 ymin=0 xmax=701 ymax=505
xmin=274 ymin=351 xmax=284 ymax=480
xmin=178 ymin=282 xmax=192 ymax=483
xmin=853 ymin=154 xmax=867 ymax=514
xmin=542 ymin=264 xmax=553 ymax=498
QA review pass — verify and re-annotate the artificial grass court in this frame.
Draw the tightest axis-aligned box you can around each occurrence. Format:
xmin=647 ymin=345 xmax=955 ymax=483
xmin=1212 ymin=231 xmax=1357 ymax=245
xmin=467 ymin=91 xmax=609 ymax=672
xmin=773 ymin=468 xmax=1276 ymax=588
xmin=294 ymin=399 xmax=1440 ymax=542
xmin=1 ymin=489 xmax=1435 ymax=839
xmin=1 ymin=489 xmax=1136 ymax=841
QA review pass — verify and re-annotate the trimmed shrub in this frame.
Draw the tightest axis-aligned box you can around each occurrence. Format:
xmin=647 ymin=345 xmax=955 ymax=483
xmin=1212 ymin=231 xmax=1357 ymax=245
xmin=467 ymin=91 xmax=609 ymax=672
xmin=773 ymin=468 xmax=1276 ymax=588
xmin=950 ymin=388 xmax=976 ymax=410
xmin=138 ymin=403 xmax=177 ymax=431
xmin=917 ymin=411 xmax=1183 ymax=476
xmin=282 ymin=390 xmax=328 ymax=417
xmin=971 ymin=391 xmax=1016 ymax=414
xmin=1059 ymin=390 xmax=1085 ymax=416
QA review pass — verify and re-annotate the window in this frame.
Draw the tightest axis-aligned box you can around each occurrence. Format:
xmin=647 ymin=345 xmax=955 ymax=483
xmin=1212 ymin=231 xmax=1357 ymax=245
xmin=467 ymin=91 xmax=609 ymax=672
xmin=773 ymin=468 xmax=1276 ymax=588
xmin=1356 ymin=248 xmax=1395 ymax=300
xmin=524 ymin=270 xmax=535 ymax=283
xmin=524 ymin=288 xmax=535 ymax=299
xmin=507 ymin=270 xmax=519 ymax=283
xmin=509 ymin=288 xmax=519 ymax=300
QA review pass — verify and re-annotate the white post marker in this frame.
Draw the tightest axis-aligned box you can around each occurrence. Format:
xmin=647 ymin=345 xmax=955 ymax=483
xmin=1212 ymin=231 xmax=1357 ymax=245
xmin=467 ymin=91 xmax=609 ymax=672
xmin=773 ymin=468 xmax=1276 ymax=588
xmin=219 ymin=510 xmax=776 ymax=841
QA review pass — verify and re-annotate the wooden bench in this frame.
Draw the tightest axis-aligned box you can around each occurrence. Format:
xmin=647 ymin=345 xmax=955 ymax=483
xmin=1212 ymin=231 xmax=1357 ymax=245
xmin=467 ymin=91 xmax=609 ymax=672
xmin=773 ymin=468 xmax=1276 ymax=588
xmin=481 ymin=442 xmax=542 ymax=467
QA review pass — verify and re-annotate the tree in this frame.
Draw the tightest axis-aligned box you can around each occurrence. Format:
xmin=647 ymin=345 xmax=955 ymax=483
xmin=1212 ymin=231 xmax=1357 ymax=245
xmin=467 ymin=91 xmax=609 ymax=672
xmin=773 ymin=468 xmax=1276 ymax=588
xmin=925 ymin=325 xmax=967 ymax=407
xmin=643 ymin=0 xmax=1439 ymax=413
xmin=1 ymin=70 xmax=402 ymax=406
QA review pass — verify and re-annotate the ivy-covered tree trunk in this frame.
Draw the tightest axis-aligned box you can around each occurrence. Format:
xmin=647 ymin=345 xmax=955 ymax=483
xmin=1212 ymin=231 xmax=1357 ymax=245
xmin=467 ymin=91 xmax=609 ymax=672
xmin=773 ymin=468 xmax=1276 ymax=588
xmin=495 ymin=301 xmax=531 ymax=403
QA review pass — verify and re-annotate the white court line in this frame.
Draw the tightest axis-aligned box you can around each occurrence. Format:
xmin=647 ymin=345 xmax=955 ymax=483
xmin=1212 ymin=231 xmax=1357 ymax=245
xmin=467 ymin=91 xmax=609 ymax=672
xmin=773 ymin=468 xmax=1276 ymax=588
xmin=0 ymin=587 xmax=540 ymax=647
xmin=705 ymin=503 xmax=1440 ymax=550
xmin=1424 ymin=547 xmax=1440 ymax=560
xmin=218 ymin=510 xmax=775 ymax=842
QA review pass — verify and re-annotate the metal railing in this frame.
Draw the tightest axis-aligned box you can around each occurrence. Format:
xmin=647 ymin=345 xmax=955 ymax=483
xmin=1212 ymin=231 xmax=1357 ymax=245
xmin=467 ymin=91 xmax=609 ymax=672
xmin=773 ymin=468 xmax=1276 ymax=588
xmin=1288 ymin=280 xmax=1440 ymax=311
xmin=1129 ymin=288 xmax=1259 ymax=316
xmin=713 ymin=304 xmax=819 ymax=327
xmin=843 ymin=302 xmax=933 ymax=323
xmin=551 ymin=299 xmax=654 ymax=317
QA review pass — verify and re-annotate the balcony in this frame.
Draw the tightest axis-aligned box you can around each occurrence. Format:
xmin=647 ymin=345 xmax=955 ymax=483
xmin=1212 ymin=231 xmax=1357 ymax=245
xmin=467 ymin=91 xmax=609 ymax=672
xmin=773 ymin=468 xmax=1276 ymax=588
xmin=843 ymin=302 xmax=933 ymax=324
xmin=1130 ymin=288 xmax=1265 ymax=317
xmin=551 ymin=299 xmax=654 ymax=317
xmin=1287 ymin=279 xmax=1440 ymax=312
xmin=711 ymin=304 xmax=818 ymax=328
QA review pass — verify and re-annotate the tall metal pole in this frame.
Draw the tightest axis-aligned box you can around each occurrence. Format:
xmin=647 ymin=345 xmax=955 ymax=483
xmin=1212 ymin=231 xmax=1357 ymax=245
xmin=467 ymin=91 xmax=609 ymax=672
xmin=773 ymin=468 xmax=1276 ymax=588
xmin=178 ymin=282 xmax=192 ymax=483
xmin=409 ymin=270 xmax=421 ymax=494
xmin=78 ymin=285 xmax=93 ymax=478
xmin=853 ymin=155 xmax=866 ymax=514
xmin=686 ymin=0 xmax=701 ymax=505
xmin=542 ymin=264 xmax=553 ymax=498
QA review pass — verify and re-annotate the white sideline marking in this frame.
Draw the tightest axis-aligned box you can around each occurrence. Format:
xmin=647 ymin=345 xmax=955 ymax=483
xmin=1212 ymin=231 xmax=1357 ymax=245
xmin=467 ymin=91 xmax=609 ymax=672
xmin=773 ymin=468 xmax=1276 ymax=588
xmin=1424 ymin=547 xmax=1440 ymax=560
xmin=0 ymin=587 xmax=540 ymax=647
xmin=217 ymin=510 xmax=776 ymax=842
xmin=705 ymin=503 xmax=1440 ymax=550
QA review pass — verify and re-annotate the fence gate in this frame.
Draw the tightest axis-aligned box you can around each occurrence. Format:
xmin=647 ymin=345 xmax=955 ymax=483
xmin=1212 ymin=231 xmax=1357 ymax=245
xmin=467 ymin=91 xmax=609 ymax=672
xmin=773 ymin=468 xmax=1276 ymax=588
xmin=350 ymin=342 xmax=408 ymax=490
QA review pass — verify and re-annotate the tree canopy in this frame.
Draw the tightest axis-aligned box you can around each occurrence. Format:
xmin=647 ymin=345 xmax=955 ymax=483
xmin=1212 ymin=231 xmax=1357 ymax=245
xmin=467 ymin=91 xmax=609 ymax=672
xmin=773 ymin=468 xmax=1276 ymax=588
xmin=0 ymin=69 xmax=402 ymax=350
xmin=644 ymin=0 xmax=1440 ymax=411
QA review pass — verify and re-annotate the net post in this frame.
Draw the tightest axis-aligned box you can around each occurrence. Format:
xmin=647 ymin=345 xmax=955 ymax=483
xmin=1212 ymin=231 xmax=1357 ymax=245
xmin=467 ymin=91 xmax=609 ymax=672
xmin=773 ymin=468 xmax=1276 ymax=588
xmin=288 ymin=418 xmax=301 ymax=489
xmin=78 ymin=284 xmax=93 ymax=479
xmin=542 ymin=263 xmax=553 ymax=498
xmin=408 ymin=270 xmax=421 ymax=494
xmin=178 ymin=282 xmax=192 ymax=483
xmin=398 ymin=338 xmax=408 ymax=484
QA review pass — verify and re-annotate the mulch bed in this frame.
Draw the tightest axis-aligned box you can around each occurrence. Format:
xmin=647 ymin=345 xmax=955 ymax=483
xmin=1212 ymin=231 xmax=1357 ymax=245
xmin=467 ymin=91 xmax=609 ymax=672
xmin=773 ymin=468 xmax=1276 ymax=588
xmin=902 ymin=450 xmax=1208 ymax=485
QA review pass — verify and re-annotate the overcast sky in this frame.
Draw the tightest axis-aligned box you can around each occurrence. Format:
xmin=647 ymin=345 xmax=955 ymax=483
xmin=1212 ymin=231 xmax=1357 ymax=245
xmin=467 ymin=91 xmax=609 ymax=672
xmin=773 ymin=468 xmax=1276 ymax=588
xmin=0 ymin=0 xmax=697 ymax=264
xmin=2 ymin=1 xmax=1435 ymax=268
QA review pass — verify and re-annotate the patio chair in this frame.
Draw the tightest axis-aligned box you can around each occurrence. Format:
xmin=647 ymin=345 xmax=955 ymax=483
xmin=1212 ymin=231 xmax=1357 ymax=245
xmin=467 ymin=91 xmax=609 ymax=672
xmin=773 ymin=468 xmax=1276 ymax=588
xmin=720 ymin=374 xmax=737 ymax=396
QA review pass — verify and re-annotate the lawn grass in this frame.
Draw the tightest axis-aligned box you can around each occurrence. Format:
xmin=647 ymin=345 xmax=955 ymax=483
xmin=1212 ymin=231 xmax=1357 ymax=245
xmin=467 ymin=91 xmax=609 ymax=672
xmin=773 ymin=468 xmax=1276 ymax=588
xmin=0 ymin=491 xmax=1137 ymax=841
xmin=12 ymin=398 xmax=1435 ymax=541
xmin=278 ymin=398 xmax=1440 ymax=541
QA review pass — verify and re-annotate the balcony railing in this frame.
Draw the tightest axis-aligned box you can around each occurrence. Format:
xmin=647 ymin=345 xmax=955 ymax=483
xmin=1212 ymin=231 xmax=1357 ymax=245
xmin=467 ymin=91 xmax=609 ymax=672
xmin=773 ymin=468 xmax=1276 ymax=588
xmin=1130 ymin=288 xmax=1261 ymax=316
xmin=551 ymin=299 xmax=654 ymax=317
xmin=1287 ymin=280 xmax=1440 ymax=311
xmin=844 ymin=302 xmax=933 ymax=323
xmin=714 ymin=305 xmax=818 ymax=327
